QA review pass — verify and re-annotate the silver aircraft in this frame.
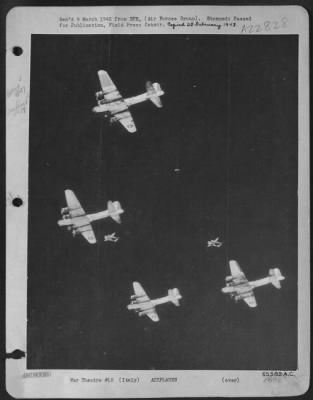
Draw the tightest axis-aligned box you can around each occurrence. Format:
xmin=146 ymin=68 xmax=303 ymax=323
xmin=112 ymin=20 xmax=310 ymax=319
xmin=127 ymin=282 xmax=182 ymax=322
xmin=92 ymin=70 xmax=164 ymax=133
xmin=222 ymin=260 xmax=285 ymax=307
xmin=57 ymin=189 xmax=124 ymax=244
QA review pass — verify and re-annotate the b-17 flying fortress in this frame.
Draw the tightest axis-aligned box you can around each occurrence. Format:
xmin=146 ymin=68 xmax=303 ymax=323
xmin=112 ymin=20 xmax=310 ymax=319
xmin=222 ymin=260 xmax=285 ymax=308
xmin=58 ymin=189 xmax=123 ymax=244
xmin=92 ymin=70 xmax=164 ymax=133
xmin=56 ymin=68 xmax=285 ymax=328
xmin=127 ymin=282 xmax=182 ymax=322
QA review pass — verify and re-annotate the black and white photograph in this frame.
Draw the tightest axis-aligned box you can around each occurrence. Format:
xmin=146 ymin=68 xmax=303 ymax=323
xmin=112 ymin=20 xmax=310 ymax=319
xmin=27 ymin=33 xmax=298 ymax=371
xmin=6 ymin=5 xmax=310 ymax=398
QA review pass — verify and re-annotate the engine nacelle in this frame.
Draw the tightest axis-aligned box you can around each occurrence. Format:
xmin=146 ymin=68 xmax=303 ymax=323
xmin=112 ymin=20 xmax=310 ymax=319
xmin=138 ymin=311 xmax=147 ymax=317
xmin=110 ymin=115 xmax=120 ymax=123
xmin=61 ymin=207 xmax=69 ymax=215
xmin=96 ymin=91 xmax=104 ymax=100
xmin=131 ymin=294 xmax=143 ymax=300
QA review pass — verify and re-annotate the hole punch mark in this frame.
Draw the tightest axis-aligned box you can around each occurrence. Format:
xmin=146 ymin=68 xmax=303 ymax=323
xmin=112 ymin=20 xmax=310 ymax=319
xmin=12 ymin=197 xmax=23 ymax=207
xmin=12 ymin=46 xmax=23 ymax=56
xmin=5 ymin=349 xmax=26 ymax=359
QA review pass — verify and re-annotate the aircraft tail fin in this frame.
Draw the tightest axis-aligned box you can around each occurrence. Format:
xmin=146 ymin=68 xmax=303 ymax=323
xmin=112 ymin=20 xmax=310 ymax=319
xmin=146 ymin=81 xmax=164 ymax=108
xmin=269 ymin=268 xmax=285 ymax=289
xmin=107 ymin=200 xmax=123 ymax=224
xmin=168 ymin=288 xmax=182 ymax=306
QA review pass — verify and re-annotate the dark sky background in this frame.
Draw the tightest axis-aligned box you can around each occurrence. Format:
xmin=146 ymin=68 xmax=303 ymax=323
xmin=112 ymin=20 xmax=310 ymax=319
xmin=27 ymin=34 xmax=298 ymax=370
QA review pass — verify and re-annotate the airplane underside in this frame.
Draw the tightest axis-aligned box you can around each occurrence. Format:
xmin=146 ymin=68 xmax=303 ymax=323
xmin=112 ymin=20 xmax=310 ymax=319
xmin=93 ymin=71 xmax=164 ymax=133
xmin=232 ymin=290 xmax=254 ymax=300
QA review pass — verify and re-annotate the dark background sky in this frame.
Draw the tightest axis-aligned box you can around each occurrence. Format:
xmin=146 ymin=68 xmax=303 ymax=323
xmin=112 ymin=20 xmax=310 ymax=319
xmin=27 ymin=34 xmax=298 ymax=370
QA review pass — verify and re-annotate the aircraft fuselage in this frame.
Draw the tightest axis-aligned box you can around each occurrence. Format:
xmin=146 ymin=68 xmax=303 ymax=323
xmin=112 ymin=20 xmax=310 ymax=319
xmin=88 ymin=208 xmax=123 ymax=222
xmin=222 ymin=282 xmax=252 ymax=294
xmin=222 ymin=276 xmax=277 ymax=295
xmin=127 ymin=295 xmax=172 ymax=311
xmin=93 ymin=90 xmax=164 ymax=115
xmin=57 ymin=208 xmax=123 ymax=227
xmin=57 ymin=214 xmax=88 ymax=227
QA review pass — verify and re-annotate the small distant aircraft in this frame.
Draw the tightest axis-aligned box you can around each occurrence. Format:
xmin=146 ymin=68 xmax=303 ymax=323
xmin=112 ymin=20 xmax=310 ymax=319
xmin=104 ymin=232 xmax=119 ymax=243
xmin=207 ymin=237 xmax=223 ymax=248
xmin=222 ymin=260 xmax=285 ymax=308
xmin=57 ymin=190 xmax=124 ymax=244
xmin=92 ymin=70 xmax=164 ymax=133
xmin=127 ymin=282 xmax=182 ymax=322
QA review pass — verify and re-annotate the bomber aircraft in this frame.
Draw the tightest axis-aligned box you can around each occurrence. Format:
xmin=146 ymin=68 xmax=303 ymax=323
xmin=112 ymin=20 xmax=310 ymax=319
xmin=92 ymin=70 xmax=164 ymax=133
xmin=127 ymin=281 xmax=182 ymax=322
xmin=222 ymin=260 xmax=285 ymax=308
xmin=57 ymin=189 xmax=124 ymax=244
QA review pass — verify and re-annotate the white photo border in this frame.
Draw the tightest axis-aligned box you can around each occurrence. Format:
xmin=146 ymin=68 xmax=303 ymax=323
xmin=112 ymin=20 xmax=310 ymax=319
xmin=6 ymin=5 xmax=310 ymax=398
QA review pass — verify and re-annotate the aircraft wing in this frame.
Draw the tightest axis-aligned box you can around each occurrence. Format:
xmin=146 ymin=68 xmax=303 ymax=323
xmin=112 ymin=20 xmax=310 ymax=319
xmin=64 ymin=190 xmax=96 ymax=244
xmin=71 ymin=216 xmax=97 ymax=244
xmin=98 ymin=70 xmax=122 ymax=102
xmin=65 ymin=190 xmax=86 ymax=218
xmin=243 ymin=294 xmax=257 ymax=308
xmin=133 ymin=282 xmax=150 ymax=299
xmin=98 ymin=70 xmax=117 ymax=92
xmin=118 ymin=111 xmax=137 ymax=133
xmin=229 ymin=260 xmax=246 ymax=279
xmin=80 ymin=227 xmax=97 ymax=244
xmin=145 ymin=309 xmax=160 ymax=322
xmin=132 ymin=283 xmax=160 ymax=322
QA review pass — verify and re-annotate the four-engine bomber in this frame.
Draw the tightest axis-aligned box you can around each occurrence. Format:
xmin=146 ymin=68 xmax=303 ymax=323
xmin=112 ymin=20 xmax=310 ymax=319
xmin=92 ymin=70 xmax=164 ymax=133
xmin=57 ymin=70 xmax=285 ymax=318
xmin=222 ymin=260 xmax=285 ymax=307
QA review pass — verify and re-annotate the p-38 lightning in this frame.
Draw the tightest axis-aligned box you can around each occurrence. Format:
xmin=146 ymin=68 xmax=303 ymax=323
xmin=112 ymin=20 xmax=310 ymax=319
xmin=92 ymin=70 xmax=164 ymax=133
xmin=222 ymin=260 xmax=285 ymax=308
xmin=57 ymin=189 xmax=124 ymax=244
xmin=127 ymin=282 xmax=182 ymax=322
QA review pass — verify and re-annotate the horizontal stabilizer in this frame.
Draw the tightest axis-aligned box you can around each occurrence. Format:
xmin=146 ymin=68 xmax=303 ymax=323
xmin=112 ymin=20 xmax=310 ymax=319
xmin=146 ymin=81 xmax=164 ymax=108
xmin=272 ymin=280 xmax=281 ymax=289
xmin=107 ymin=200 xmax=124 ymax=224
xmin=168 ymin=288 xmax=182 ymax=306
xmin=269 ymin=268 xmax=285 ymax=289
